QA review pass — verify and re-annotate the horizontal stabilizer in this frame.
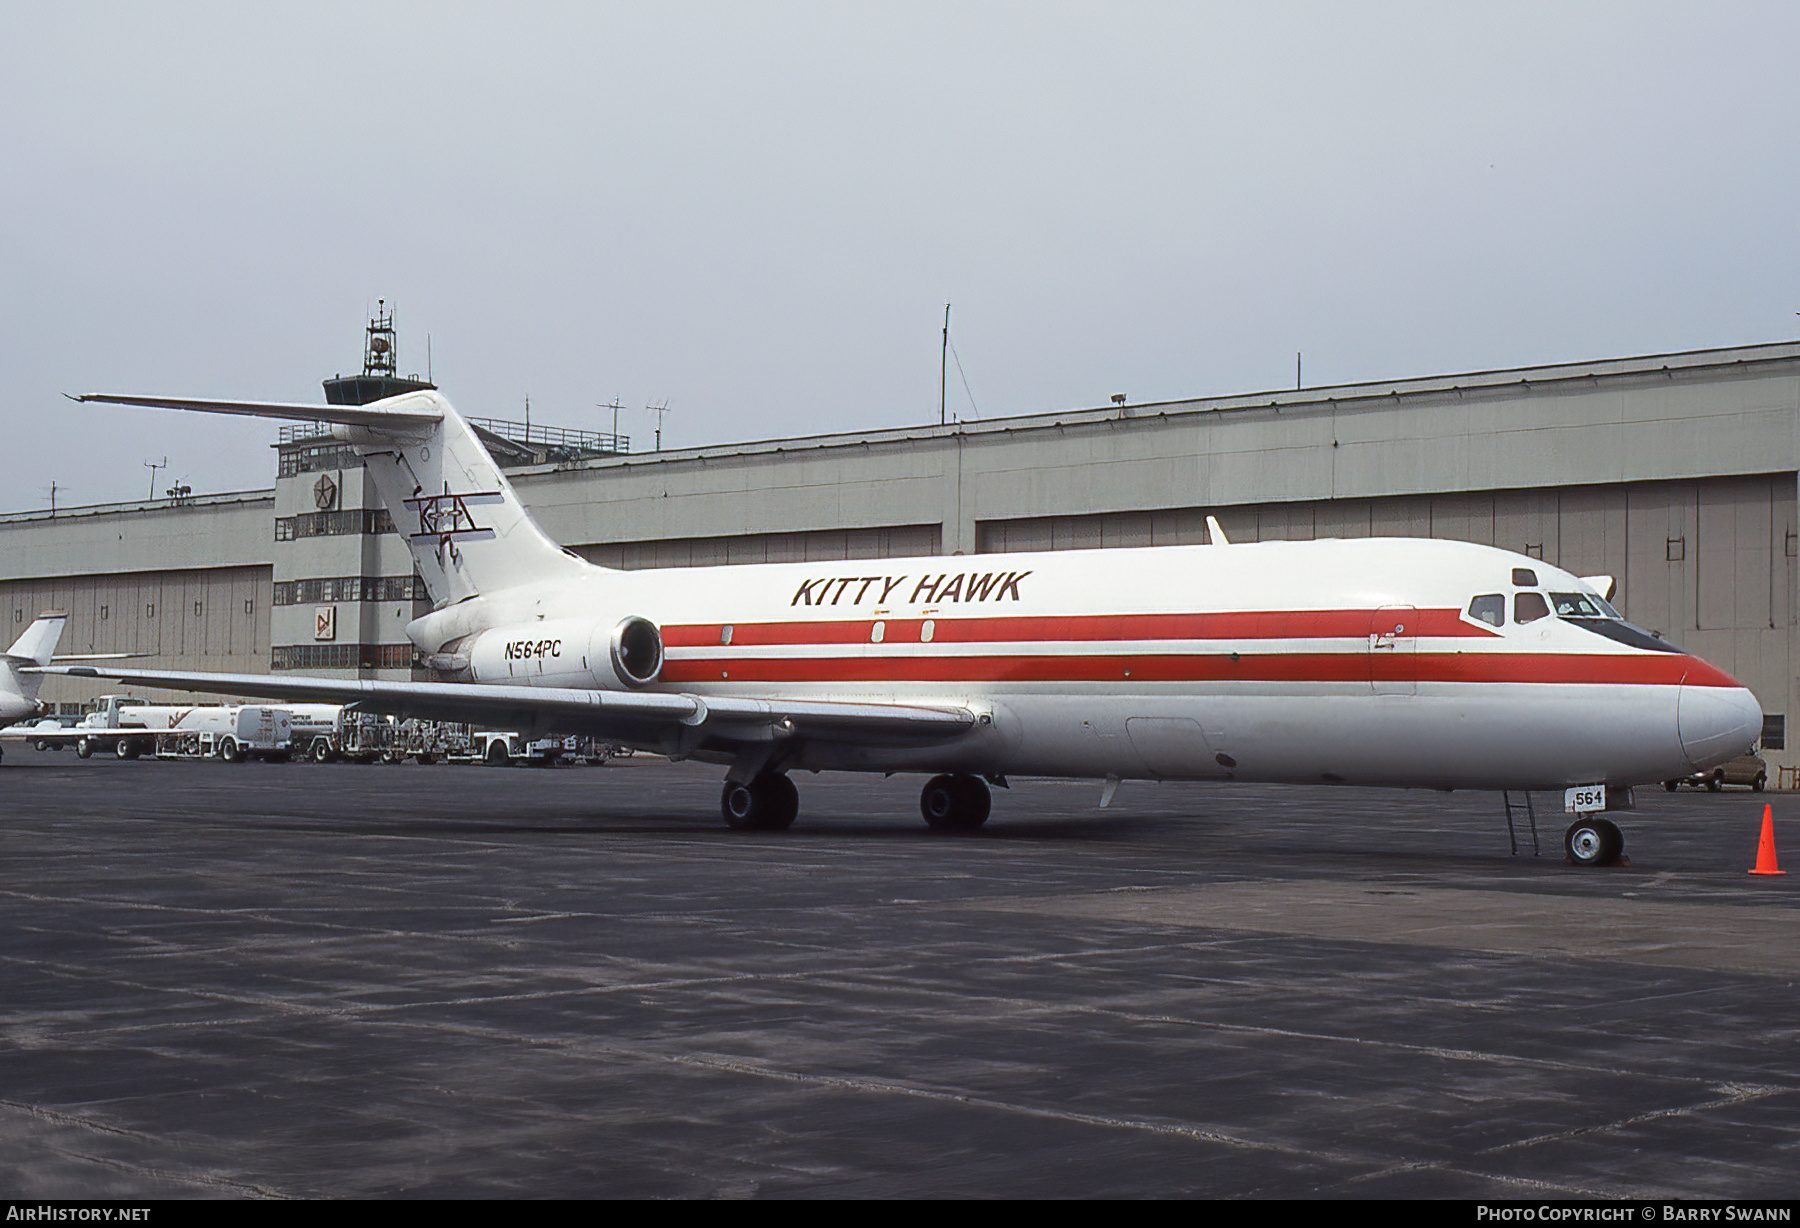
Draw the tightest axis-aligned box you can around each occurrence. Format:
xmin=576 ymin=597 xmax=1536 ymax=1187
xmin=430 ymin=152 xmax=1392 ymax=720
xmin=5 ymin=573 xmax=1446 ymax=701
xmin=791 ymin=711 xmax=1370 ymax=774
xmin=73 ymin=393 xmax=442 ymax=433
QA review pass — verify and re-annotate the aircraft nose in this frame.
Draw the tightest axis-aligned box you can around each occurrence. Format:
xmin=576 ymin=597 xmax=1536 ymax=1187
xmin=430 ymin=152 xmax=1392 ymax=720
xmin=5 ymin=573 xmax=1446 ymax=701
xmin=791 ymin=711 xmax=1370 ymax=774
xmin=1677 ymin=682 xmax=1763 ymax=770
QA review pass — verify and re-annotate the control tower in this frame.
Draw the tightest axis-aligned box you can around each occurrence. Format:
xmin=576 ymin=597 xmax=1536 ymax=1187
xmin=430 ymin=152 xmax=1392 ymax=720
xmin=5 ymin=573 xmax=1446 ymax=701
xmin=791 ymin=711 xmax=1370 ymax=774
xmin=321 ymin=300 xmax=436 ymax=406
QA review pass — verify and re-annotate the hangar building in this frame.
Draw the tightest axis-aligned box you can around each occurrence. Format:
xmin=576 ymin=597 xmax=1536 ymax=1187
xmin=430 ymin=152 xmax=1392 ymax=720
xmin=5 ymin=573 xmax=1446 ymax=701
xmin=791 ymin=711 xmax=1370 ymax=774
xmin=4 ymin=337 xmax=1795 ymax=778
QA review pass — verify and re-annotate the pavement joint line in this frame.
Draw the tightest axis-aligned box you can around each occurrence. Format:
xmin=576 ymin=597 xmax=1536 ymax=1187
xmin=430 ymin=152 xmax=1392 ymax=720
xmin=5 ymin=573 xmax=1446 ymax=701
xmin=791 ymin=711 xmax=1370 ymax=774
xmin=1478 ymin=1083 xmax=1796 ymax=1155
xmin=0 ymin=1099 xmax=296 ymax=1198
xmin=0 ymin=1097 xmax=161 ymax=1141
xmin=1343 ymin=1158 xmax=1646 ymax=1200
xmin=49 ymin=1148 xmax=294 ymax=1200
xmin=11 ymin=951 xmax=1796 ymax=1103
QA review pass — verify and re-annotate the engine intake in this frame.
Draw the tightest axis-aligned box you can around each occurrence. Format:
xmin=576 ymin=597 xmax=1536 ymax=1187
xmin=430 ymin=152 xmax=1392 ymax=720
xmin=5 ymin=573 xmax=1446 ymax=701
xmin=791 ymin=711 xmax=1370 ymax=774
xmin=610 ymin=616 xmax=663 ymax=687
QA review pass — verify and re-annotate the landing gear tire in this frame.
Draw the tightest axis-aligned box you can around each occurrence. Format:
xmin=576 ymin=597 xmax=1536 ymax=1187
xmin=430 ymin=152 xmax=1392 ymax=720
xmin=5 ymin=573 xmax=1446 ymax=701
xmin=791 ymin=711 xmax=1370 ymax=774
xmin=721 ymin=774 xmax=799 ymax=831
xmin=1707 ymin=773 xmax=1723 ymax=792
xmin=1754 ymin=773 xmax=1767 ymax=793
xmin=920 ymin=773 xmax=992 ymax=832
xmin=1663 ymin=780 xmax=1679 ymax=792
xmin=76 ymin=739 xmax=93 ymax=759
xmin=1564 ymin=816 xmax=1624 ymax=867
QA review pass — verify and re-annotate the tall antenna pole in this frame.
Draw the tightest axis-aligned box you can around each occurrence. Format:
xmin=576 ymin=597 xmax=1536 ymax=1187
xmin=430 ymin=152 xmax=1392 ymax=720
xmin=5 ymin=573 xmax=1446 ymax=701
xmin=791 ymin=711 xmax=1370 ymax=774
xmin=599 ymin=399 xmax=624 ymax=452
xmin=940 ymin=303 xmax=950 ymax=427
xmin=144 ymin=457 xmax=167 ymax=500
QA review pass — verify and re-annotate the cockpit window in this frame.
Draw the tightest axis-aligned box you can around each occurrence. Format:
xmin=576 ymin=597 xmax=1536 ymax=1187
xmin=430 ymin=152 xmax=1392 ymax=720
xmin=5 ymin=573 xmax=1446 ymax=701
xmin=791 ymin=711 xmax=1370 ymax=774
xmin=1514 ymin=592 xmax=1550 ymax=624
xmin=1512 ymin=568 xmax=1538 ymax=587
xmin=1550 ymin=591 xmax=1607 ymax=618
xmin=1468 ymin=594 xmax=1505 ymax=627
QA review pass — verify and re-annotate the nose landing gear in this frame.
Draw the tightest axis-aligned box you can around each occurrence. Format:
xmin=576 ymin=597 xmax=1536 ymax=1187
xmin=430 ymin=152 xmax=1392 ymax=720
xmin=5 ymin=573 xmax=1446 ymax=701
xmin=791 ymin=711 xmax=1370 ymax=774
xmin=1563 ymin=816 xmax=1625 ymax=867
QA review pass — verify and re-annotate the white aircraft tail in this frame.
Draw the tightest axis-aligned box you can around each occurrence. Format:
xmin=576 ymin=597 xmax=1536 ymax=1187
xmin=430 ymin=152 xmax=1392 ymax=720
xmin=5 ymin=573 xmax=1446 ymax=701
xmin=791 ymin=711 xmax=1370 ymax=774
xmin=348 ymin=391 xmax=592 ymax=604
xmin=78 ymin=391 xmax=594 ymax=606
xmin=1 ymin=612 xmax=68 ymax=705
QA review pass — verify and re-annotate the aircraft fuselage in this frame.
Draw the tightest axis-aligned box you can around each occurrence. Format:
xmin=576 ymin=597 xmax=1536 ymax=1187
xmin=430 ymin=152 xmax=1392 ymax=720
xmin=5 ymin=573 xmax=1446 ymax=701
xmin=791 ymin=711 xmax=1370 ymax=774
xmin=412 ymin=535 xmax=1759 ymax=792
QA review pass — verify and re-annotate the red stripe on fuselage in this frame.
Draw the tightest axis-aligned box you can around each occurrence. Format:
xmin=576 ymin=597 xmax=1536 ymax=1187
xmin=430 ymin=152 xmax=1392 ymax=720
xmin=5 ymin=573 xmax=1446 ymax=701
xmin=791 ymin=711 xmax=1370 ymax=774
xmin=661 ymin=607 xmax=1497 ymax=649
xmin=660 ymin=650 xmax=1741 ymax=687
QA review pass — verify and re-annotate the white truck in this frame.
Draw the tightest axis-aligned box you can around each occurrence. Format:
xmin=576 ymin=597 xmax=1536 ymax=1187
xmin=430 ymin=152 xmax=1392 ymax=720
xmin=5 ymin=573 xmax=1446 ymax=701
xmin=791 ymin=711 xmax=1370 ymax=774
xmin=153 ymin=705 xmax=293 ymax=762
xmin=287 ymin=705 xmax=397 ymax=764
xmin=49 ymin=695 xmax=293 ymax=761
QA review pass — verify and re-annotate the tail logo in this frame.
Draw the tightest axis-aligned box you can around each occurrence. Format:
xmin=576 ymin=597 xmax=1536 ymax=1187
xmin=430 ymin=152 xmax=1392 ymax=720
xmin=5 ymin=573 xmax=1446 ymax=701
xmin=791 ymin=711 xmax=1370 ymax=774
xmin=405 ymin=490 xmax=503 ymax=559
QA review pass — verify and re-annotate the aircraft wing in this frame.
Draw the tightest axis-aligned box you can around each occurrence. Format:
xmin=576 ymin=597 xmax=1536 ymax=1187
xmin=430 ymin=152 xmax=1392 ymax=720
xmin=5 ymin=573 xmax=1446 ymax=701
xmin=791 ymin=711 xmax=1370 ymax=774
xmin=36 ymin=665 xmax=977 ymax=750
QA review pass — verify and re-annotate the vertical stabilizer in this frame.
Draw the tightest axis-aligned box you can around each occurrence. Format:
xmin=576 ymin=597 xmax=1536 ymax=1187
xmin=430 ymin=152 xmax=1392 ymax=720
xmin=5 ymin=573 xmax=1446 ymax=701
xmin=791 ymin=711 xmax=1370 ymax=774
xmin=1 ymin=612 xmax=67 ymax=719
xmin=342 ymin=390 xmax=593 ymax=606
xmin=5 ymin=613 xmax=67 ymax=668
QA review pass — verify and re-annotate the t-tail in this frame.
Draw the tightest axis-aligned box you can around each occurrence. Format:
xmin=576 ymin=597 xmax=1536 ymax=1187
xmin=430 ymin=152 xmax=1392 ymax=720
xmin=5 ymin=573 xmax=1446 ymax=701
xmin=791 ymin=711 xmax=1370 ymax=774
xmin=76 ymin=391 xmax=593 ymax=607
xmin=1 ymin=612 xmax=67 ymax=724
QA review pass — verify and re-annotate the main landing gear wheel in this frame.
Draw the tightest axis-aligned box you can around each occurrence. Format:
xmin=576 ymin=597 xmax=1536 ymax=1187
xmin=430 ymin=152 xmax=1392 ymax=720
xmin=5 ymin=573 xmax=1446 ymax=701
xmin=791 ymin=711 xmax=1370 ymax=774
xmin=920 ymin=773 xmax=991 ymax=832
xmin=1564 ymin=816 xmax=1624 ymax=868
xmin=720 ymin=774 xmax=799 ymax=831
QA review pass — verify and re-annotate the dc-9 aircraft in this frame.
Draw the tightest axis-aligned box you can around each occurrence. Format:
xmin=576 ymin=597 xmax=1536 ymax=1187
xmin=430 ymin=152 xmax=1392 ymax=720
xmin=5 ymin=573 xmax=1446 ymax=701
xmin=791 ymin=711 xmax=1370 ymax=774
xmin=49 ymin=390 xmax=1761 ymax=866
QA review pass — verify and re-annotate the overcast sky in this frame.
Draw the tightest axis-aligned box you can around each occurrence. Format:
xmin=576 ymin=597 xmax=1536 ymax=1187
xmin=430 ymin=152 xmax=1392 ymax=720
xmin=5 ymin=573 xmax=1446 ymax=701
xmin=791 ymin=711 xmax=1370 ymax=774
xmin=2 ymin=2 xmax=1797 ymax=513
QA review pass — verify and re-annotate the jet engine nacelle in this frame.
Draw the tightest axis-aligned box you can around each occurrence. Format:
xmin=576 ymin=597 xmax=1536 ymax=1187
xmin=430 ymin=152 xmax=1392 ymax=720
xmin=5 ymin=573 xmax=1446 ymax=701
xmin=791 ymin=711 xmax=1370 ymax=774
xmin=463 ymin=615 xmax=664 ymax=691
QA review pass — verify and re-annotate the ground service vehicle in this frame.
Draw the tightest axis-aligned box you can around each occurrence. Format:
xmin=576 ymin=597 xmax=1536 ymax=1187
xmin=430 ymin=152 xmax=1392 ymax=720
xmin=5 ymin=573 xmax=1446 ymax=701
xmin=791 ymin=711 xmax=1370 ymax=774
xmin=1665 ymin=750 xmax=1768 ymax=792
xmin=23 ymin=695 xmax=292 ymax=761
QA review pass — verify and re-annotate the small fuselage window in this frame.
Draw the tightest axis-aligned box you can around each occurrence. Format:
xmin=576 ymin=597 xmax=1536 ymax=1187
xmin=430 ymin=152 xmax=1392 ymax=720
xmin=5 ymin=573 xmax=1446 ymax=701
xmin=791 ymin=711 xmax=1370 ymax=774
xmin=1468 ymin=594 xmax=1505 ymax=627
xmin=1514 ymin=592 xmax=1551 ymax=624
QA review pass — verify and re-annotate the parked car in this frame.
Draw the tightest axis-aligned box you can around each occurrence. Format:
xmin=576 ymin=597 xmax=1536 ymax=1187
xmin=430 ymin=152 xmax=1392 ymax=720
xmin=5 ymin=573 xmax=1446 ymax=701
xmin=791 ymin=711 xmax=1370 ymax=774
xmin=1665 ymin=751 xmax=1767 ymax=792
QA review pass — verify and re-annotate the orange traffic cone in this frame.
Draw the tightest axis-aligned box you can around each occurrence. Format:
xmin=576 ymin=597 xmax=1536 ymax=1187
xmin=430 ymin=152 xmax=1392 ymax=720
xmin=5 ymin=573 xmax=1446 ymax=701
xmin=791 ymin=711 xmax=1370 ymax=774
xmin=1748 ymin=804 xmax=1786 ymax=876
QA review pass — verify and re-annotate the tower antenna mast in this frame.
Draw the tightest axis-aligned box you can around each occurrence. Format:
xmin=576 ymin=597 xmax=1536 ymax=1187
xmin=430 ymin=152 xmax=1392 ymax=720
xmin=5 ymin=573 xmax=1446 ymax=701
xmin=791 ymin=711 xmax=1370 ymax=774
xmin=940 ymin=303 xmax=950 ymax=427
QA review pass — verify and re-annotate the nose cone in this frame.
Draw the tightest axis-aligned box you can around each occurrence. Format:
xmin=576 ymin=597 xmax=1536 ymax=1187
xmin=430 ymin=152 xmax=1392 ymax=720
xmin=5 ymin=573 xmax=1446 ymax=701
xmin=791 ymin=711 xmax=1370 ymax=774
xmin=1678 ymin=682 xmax=1763 ymax=771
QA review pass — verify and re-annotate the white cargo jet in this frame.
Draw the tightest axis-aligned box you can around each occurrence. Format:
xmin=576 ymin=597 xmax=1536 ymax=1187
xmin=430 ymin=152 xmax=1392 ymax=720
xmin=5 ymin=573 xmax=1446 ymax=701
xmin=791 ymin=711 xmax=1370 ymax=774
xmin=0 ymin=613 xmax=68 ymax=759
xmin=49 ymin=390 xmax=1762 ymax=865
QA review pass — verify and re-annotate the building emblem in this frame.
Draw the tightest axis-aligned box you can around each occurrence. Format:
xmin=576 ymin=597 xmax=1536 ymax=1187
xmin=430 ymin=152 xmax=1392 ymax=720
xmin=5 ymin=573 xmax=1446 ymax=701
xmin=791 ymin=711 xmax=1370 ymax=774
xmin=314 ymin=474 xmax=338 ymax=510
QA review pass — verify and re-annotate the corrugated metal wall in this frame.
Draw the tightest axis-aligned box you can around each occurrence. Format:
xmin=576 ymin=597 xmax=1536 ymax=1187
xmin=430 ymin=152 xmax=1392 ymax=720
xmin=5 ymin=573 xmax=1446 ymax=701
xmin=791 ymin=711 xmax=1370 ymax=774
xmin=577 ymin=524 xmax=941 ymax=570
xmin=1 ymin=566 xmax=269 ymax=708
